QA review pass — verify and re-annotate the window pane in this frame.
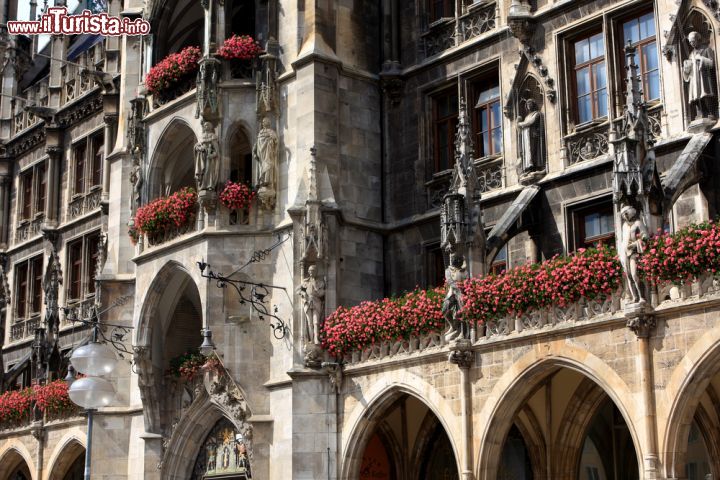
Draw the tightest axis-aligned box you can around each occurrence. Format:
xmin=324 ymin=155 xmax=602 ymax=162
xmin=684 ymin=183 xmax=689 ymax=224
xmin=16 ymin=263 xmax=28 ymax=319
xmin=87 ymin=235 xmax=99 ymax=295
xmin=69 ymin=241 xmax=83 ymax=300
xmin=595 ymin=88 xmax=608 ymax=118
xmin=31 ymin=256 xmax=43 ymax=314
xmin=576 ymin=67 xmax=591 ymax=96
xmin=623 ymin=19 xmax=640 ymax=45
xmin=594 ymin=62 xmax=607 ymax=90
xmin=482 ymin=131 xmax=490 ymax=158
xmin=492 ymin=127 xmax=502 ymax=155
xmin=22 ymin=173 xmax=32 ymax=220
xmin=91 ymin=135 xmax=103 ymax=187
xmin=478 ymin=84 xmax=500 ymax=104
xmin=480 ymin=106 xmax=489 ymax=132
xmin=589 ymin=33 xmax=604 ymax=59
xmin=575 ymin=38 xmax=590 ymax=64
xmin=639 ymin=12 xmax=655 ymax=40
xmin=490 ymin=101 xmax=501 ymax=128
xmin=36 ymin=163 xmax=46 ymax=214
xmin=578 ymin=95 xmax=592 ymax=124
xmin=643 ymin=42 xmax=658 ymax=71
xmin=645 ymin=70 xmax=660 ymax=101
xmin=74 ymin=143 xmax=86 ymax=195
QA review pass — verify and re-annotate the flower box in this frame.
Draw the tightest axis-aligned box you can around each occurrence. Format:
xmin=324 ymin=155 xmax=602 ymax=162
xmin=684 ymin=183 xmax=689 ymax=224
xmin=145 ymin=46 xmax=202 ymax=102
xmin=131 ymin=187 xmax=198 ymax=246
xmin=217 ymin=35 xmax=262 ymax=79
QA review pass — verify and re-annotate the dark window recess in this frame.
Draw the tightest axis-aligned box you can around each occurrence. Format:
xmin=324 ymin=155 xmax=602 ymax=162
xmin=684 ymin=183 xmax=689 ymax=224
xmin=74 ymin=142 xmax=86 ymax=195
xmin=87 ymin=233 xmax=100 ymax=295
xmin=36 ymin=163 xmax=47 ymax=214
xmin=67 ymin=233 xmax=101 ymax=301
xmin=91 ymin=134 xmax=104 ymax=187
xmin=574 ymin=203 xmax=616 ymax=249
xmin=68 ymin=240 xmax=83 ymax=301
xmin=429 ymin=0 xmax=453 ymax=23
xmin=14 ymin=255 xmax=43 ymax=319
xmin=490 ymin=244 xmax=508 ymax=275
xmin=427 ymin=245 xmax=446 ymax=288
xmin=622 ymin=13 xmax=660 ymax=102
xmin=21 ymin=171 xmax=32 ymax=220
xmin=433 ymin=90 xmax=459 ymax=173
xmin=31 ymin=256 xmax=43 ymax=314
xmin=15 ymin=263 xmax=28 ymax=319
xmin=573 ymin=32 xmax=608 ymax=124
xmin=472 ymin=79 xmax=502 ymax=158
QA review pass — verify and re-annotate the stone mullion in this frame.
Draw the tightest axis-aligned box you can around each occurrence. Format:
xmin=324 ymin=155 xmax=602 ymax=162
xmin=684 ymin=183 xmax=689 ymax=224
xmin=0 ymin=172 xmax=10 ymax=249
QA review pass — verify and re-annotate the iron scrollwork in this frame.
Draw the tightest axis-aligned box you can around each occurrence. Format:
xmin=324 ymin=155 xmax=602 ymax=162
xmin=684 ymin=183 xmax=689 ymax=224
xmin=198 ymin=262 xmax=290 ymax=340
xmin=61 ymin=294 xmax=134 ymax=357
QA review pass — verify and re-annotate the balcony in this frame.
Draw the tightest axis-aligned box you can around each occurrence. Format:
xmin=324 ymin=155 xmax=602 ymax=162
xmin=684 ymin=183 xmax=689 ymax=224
xmin=427 ymin=156 xmax=504 ymax=208
xmin=67 ymin=187 xmax=103 ymax=220
xmin=9 ymin=315 xmax=41 ymax=343
xmin=14 ymin=214 xmax=44 ymax=245
xmin=421 ymin=1 xmax=497 ymax=59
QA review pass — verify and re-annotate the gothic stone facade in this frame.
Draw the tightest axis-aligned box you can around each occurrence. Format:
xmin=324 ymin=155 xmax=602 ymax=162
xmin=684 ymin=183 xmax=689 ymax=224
xmin=0 ymin=0 xmax=719 ymax=479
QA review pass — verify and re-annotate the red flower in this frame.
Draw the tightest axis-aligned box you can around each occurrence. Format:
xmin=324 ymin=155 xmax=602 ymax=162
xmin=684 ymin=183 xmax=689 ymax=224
xmin=145 ymin=46 xmax=202 ymax=95
xmin=216 ymin=35 xmax=262 ymax=60
xmin=130 ymin=187 xmax=198 ymax=241
xmin=219 ymin=181 xmax=257 ymax=211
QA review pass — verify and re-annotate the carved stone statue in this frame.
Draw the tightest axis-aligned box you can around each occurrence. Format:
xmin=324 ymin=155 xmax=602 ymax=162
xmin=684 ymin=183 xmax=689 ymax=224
xmin=130 ymin=158 xmax=143 ymax=211
xmin=442 ymin=250 xmax=468 ymax=341
xmin=518 ymin=98 xmax=544 ymax=173
xmin=252 ymin=117 xmax=279 ymax=209
xmin=683 ymin=31 xmax=717 ymax=122
xmin=194 ymin=121 xmax=220 ymax=192
xmin=43 ymin=250 xmax=62 ymax=333
xmin=297 ymin=265 xmax=325 ymax=345
xmin=620 ymin=206 xmax=649 ymax=304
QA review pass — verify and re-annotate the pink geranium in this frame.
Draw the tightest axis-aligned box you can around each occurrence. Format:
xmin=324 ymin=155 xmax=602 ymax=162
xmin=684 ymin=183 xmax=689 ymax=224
xmin=216 ymin=34 xmax=262 ymax=60
xmin=219 ymin=181 xmax=256 ymax=211
xmin=145 ymin=46 xmax=202 ymax=94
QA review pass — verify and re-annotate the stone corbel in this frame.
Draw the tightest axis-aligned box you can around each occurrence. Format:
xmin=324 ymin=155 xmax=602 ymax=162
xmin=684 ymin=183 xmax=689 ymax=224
xmin=448 ymin=340 xmax=475 ymax=369
xmin=507 ymin=0 xmax=535 ymax=44
xmin=625 ymin=304 xmax=656 ymax=338
xmin=380 ymin=71 xmax=404 ymax=107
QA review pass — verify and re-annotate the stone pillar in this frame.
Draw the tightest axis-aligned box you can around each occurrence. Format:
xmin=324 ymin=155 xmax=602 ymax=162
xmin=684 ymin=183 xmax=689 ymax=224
xmin=627 ymin=308 xmax=659 ymax=479
xmin=449 ymin=341 xmax=475 ymax=480
xmin=44 ymin=138 xmax=62 ymax=229
xmin=101 ymin=94 xmax=119 ymax=205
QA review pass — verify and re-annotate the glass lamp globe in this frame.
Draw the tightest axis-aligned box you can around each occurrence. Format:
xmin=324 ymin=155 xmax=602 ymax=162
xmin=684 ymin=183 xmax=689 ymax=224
xmin=70 ymin=342 xmax=118 ymax=376
xmin=68 ymin=376 xmax=116 ymax=409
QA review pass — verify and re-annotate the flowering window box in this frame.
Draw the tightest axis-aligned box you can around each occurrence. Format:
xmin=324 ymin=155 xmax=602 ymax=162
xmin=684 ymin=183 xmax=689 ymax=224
xmin=220 ymin=181 xmax=256 ymax=224
xmin=131 ymin=187 xmax=198 ymax=247
xmin=145 ymin=46 xmax=202 ymax=106
xmin=216 ymin=34 xmax=262 ymax=79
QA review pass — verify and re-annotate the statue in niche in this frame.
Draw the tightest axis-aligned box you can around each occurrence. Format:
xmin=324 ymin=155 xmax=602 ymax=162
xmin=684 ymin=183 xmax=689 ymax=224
xmin=194 ymin=121 xmax=220 ymax=192
xmin=620 ymin=206 xmax=649 ymax=304
xmin=43 ymin=250 xmax=62 ymax=332
xmin=442 ymin=249 xmax=468 ymax=341
xmin=297 ymin=264 xmax=325 ymax=346
xmin=517 ymin=98 xmax=544 ymax=173
xmin=252 ymin=116 xmax=279 ymax=209
xmin=129 ymin=159 xmax=143 ymax=211
xmin=683 ymin=31 xmax=717 ymax=121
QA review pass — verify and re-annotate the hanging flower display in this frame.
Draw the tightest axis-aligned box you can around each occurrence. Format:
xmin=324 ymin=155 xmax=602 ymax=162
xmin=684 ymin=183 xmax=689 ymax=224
xmin=216 ymin=34 xmax=262 ymax=61
xmin=219 ymin=181 xmax=256 ymax=211
xmin=168 ymin=351 xmax=224 ymax=382
xmin=0 ymin=380 xmax=77 ymax=427
xmin=145 ymin=46 xmax=202 ymax=95
xmin=639 ymin=220 xmax=720 ymax=285
xmin=322 ymin=247 xmax=621 ymax=358
xmin=34 ymin=380 xmax=78 ymax=418
xmin=132 ymin=187 xmax=198 ymax=241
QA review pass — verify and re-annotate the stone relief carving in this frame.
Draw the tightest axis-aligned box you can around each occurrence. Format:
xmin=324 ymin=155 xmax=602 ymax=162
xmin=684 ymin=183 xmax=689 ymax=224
xmin=196 ymin=57 xmax=220 ymax=120
xmin=567 ymin=132 xmax=609 ymax=164
xmin=194 ymin=121 xmax=220 ymax=192
xmin=682 ymin=31 xmax=717 ymax=124
xmin=252 ymin=117 xmax=279 ymax=210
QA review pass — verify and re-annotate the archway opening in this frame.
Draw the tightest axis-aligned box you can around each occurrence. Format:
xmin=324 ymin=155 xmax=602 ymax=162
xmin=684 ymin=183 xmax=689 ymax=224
xmin=225 ymin=0 xmax=256 ymax=39
xmin=190 ymin=417 xmax=252 ymax=479
xmin=0 ymin=450 xmax=32 ymax=480
xmin=353 ymin=393 xmax=459 ymax=480
xmin=61 ymin=453 xmax=85 ymax=480
xmin=48 ymin=441 xmax=86 ymax=480
xmin=485 ymin=366 xmax=640 ymax=480
xmin=149 ymin=122 xmax=198 ymax=200
xmin=153 ymin=0 xmax=203 ymax=62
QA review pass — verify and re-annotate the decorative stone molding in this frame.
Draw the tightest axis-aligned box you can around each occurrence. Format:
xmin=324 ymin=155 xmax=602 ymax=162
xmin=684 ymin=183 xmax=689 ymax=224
xmin=448 ymin=340 xmax=474 ymax=369
xmin=55 ymin=93 xmax=103 ymax=128
xmin=6 ymin=127 xmax=46 ymax=157
xmin=566 ymin=129 xmax=609 ymax=164
xmin=625 ymin=303 xmax=656 ymax=338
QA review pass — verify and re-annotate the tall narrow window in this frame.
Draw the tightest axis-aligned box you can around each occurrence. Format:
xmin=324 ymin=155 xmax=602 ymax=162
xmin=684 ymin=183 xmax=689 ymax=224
xmin=21 ymin=171 xmax=33 ymax=220
xmin=68 ymin=240 xmax=83 ymax=301
xmin=31 ymin=256 xmax=43 ymax=315
xmin=66 ymin=232 xmax=101 ymax=302
xmin=15 ymin=262 xmax=28 ymax=319
xmin=91 ymin=134 xmax=104 ymax=187
xmin=623 ymin=13 xmax=660 ymax=102
xmin=473 ymin=80 xmax=502 ymax=158
xmin=73 ymin=142 xmax=86 ymax=195
xmin=573 ymin=202 xmax=615 ymax=249
xmin=35 ymin=162 xmax=47 ymax=215
xmin=574 ymin=32 xmax=608 ymax=124
xmin=433 ymin=90 xmax=459 ymax=172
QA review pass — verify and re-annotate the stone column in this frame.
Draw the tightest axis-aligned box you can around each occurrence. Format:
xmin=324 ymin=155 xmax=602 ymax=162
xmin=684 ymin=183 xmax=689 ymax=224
xmin=627 ymin=308 xmax=659 ymax=479
xmin=449 ymin=341 xmax=475 ymax=480
xmin=101 ymin=93 xmax=119 ymax=205
xmin=44 ymin=141 xmax=62 ymax=229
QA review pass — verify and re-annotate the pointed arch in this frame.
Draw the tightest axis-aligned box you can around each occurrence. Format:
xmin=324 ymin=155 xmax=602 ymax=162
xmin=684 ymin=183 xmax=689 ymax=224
xmin=340 ymin=378 xmax=461 ymax=480
xmin=475 ymin=342 xmax=643 ymax=480
xmin=146 ymin=118 xmax=199 ymax=201
xmin=0 ymin=442 xmax=35 ymax=480
xmin=46 ymin=435 xmax=86 ymax=480
xmin=661 ymin=323 xmax=720 ymax=479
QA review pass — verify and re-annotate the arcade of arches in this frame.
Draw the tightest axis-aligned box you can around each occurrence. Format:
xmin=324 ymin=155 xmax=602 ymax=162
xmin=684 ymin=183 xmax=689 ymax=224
xmin=353 ymin=365 xmax=718 ymax=480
